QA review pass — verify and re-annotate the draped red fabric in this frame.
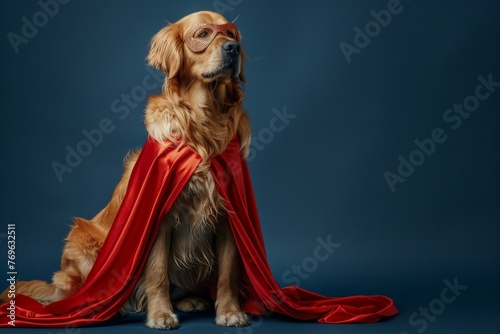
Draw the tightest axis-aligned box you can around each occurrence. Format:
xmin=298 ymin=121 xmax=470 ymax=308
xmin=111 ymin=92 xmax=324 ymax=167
xmin=211 ymin=137 xmax=398 ymax=323
xmin=0 ymin=136 xmax=397 ymax=327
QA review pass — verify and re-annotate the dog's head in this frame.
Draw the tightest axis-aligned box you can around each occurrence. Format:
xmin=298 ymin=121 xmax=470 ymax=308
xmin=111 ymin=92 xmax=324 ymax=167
xmin=148 ymin=11 xmax=245 ymax=86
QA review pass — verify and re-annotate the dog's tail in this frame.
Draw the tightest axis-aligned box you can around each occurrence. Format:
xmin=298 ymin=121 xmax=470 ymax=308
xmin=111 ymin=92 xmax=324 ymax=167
xmin=0 ymin=280 xmax=59 ymax=305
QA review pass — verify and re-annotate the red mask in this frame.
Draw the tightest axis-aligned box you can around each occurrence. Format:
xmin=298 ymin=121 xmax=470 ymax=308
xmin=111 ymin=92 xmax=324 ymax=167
xmin=186 ymin=22 xmax=240 ymax=52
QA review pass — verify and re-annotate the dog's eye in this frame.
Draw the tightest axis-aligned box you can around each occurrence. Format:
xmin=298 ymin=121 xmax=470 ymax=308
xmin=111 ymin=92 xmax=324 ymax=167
xmin=227 ymin=30 xmax=236 ymax=38
xmin=197 ymin=29 xmax=210 ymax=38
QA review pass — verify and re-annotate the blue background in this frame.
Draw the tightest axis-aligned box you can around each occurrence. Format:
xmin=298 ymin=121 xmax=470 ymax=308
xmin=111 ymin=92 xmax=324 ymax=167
xmin=1 ymin=1 xmax=499 ymax=333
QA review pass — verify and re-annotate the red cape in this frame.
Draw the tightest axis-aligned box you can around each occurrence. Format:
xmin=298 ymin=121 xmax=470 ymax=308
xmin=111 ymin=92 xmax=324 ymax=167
xmin=0 ymin=136 xmax=397 ymax=327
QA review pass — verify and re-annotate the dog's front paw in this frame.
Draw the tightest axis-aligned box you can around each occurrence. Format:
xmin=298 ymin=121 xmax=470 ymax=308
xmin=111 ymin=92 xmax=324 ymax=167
xmin=215 ymin=311 xmax=250 ymax=327
xmin=146 ymin=311 xmax=180 ymax=330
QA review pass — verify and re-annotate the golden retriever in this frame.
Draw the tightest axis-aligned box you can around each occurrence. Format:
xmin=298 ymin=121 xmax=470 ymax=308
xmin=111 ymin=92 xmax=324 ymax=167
xmin=1 ymin=11 xmax=252 ymax=329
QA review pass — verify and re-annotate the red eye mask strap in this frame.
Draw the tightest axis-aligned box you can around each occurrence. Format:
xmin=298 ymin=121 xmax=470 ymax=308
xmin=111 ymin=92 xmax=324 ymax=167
xmin=186 ymin=22 xmax=239 ymax=52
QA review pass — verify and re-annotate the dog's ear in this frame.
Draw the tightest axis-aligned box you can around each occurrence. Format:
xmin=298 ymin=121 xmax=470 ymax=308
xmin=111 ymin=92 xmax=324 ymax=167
xmin=147 ymin=23 xmax=183 ymax=81
xmin=238 ymin=64 xmax=246 ymax=83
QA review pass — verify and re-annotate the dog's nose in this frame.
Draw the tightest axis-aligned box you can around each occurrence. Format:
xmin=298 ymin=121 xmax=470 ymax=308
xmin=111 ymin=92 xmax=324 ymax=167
xmin=222 ymin=41 xmax=240 ymax=57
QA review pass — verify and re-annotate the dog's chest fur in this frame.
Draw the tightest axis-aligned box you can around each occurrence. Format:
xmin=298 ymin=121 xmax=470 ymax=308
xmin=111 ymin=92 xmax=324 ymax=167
xmin=167 ymin=164 xmax=224 ymax=290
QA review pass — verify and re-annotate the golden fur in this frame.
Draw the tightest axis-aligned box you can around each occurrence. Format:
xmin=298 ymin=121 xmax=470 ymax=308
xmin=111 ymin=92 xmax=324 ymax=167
xmin=1 ymin=11 xmax=252 ymax=329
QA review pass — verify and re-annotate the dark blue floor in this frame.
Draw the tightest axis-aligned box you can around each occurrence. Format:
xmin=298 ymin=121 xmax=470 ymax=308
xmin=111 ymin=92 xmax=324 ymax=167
xmin=2 ymin=279 xmax=497 ymax=334
xmin=1 ymin=310 xmax=496 ymax=334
